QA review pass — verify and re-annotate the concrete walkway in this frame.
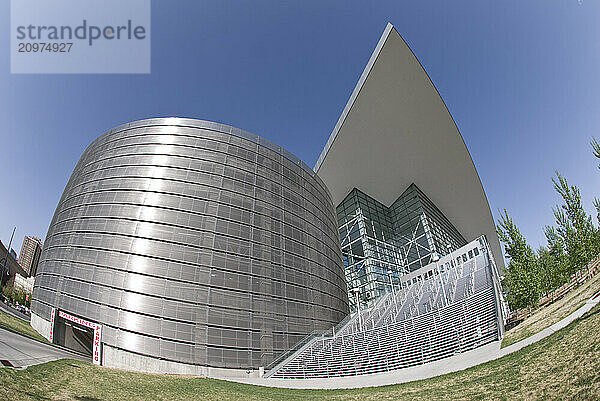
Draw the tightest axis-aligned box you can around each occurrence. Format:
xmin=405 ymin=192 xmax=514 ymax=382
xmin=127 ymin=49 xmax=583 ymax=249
xmin=0 ymin=326 xmax=88 ymax=368
xmin=498 ymin=289 xmax=600 ymax=357
xmin=225 ymin=290 xmax=600 ymax=389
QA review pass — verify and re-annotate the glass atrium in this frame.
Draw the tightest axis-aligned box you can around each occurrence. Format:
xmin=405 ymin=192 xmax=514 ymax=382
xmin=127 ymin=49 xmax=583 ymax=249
xmin=337 ymin=184 xmax=467 ymax=311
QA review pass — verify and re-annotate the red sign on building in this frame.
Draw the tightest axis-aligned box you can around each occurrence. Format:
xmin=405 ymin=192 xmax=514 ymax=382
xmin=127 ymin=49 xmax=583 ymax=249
xmin=57 ymin=310 xmax=102 ymax=365
xmin=49 ymin=307 xmax=56 ymax=343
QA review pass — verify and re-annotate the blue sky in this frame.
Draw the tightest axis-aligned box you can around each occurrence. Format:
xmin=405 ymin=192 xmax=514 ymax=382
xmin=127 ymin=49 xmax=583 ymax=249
xmin=0 ymin=0 xmax=599 ymax=259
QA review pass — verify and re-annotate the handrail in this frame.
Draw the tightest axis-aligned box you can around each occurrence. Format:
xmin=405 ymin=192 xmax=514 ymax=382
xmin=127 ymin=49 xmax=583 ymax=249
xmin=263 ymin=329 xmax=327 ymax=375
xmin=267 ymin=236 xmax=500 ymax=379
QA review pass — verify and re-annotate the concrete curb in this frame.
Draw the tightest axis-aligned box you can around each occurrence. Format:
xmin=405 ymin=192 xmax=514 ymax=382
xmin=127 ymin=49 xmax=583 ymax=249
xmin=499 ymin=289 xmax=600 ymax=357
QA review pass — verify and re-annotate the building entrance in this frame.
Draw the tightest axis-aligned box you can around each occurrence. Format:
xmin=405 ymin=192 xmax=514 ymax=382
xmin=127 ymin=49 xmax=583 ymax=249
xmin=50 ymin=310 xmax=103 ymax=365
xmin=55 ymin=314 xmax=94 ymax=356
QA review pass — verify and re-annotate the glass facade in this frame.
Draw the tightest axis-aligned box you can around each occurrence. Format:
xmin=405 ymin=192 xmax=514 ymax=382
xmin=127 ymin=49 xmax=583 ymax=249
xmin=31 ymin=118 xmax=348 ymax=370
xmin=337 ymin=184 xmax=466 ymax=311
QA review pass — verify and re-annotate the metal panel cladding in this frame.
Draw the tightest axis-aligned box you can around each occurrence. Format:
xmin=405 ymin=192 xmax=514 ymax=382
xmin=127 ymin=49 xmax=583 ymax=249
xmin=31 ymin=118 xmax=349 ymax=369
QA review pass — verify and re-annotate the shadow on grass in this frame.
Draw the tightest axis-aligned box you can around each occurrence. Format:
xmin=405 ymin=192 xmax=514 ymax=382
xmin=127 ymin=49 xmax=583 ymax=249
xmin=579 ymin=304 xmax=600 ymax=321
xmin=74 ymin=397 xmax=102 ymax=401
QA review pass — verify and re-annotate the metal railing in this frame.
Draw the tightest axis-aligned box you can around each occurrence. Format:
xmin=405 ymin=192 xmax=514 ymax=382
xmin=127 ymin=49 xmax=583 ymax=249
xmin=267 ymin=236 xmax=504 ymax=379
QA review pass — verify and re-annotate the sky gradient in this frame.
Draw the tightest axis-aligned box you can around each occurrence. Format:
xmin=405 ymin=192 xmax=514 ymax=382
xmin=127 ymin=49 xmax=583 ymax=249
xmin=0 ymin=0 xmax=599 ymax=260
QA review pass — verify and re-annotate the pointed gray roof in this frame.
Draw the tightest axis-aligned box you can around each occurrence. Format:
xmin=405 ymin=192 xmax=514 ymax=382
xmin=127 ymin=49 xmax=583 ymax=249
xmin=315 ymin=23 xmax=504 ymax=269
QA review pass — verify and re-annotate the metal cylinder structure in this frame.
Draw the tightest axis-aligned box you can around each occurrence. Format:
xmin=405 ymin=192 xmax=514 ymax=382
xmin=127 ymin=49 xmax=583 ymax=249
xmin=31 ymin=118 xmax=348 ymax=373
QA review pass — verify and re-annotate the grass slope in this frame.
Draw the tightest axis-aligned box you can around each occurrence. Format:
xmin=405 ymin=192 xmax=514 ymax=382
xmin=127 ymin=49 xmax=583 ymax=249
xmin=502 ymin=271 xmax=600 ymax=347
xmin=1 ymin=304 xmax=599 ymax=401
xmin=0 ymin=309 xmax=47 ymax=343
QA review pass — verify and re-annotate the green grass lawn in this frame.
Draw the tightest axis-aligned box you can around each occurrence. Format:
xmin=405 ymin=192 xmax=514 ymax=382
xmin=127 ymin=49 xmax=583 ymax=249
xmin=502 ymin=270 xmax=600 ymax=348
xmin=0 ymin=308 xmax=47 ymax=343
xmin=1 ymin=304 xmax=599 ymax=401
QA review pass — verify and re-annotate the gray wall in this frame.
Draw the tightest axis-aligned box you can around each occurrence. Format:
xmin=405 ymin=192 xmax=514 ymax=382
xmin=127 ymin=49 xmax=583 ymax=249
xmin=31 ymin=118 xmax=348 ymax=369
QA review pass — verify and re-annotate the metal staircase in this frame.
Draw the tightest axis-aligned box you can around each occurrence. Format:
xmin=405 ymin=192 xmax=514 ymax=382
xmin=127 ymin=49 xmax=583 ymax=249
xmin=264 ymin=236 xmax=505 ymax=379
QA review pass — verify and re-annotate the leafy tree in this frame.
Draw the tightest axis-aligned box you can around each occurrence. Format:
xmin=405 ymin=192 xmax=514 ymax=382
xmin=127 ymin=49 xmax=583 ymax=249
xmin=495 ymin=141 xmax=600 ymax=312
xmin=1 ymin=285 xmax=30 ymax=307
xmin=536 ymin=247 xmax=553 ymax=296
xmin=551 ymin=172 xmax=598 ymax=273
xmin=591 ymin=138 xmax=600 ymax=226
xmin=543 ymin=225 xmax=569 ymax=288
xmin=496 ymin=210 xmax=540 ymax=310
xmin=536 ymin=246 xmax=567 ymax=296
xmin=591 ymin=137 xmax=600 ymax=159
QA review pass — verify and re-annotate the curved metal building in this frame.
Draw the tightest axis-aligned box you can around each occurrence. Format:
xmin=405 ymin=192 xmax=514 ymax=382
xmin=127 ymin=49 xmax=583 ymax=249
xmin=31 ymin=118 xmax=348 ymax=375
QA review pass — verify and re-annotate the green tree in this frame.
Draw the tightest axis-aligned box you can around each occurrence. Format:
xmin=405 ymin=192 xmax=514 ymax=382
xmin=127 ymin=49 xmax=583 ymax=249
xmin=1 ymin=285 xmax=29 ymax=307
xmin=536 ymin=247 xmax=553 ymax=296
xmin=591 ymin=137 xmax=600 ymax=227
xmin=496 ymin=210 xmax=540 ymax=310
xmin=552 ymin=172 xmax=598 ymax=273
xmin=543 ymin=225 xmax=569 ymax=288
xmin=591 ymin=137 xmax=600 ymax=159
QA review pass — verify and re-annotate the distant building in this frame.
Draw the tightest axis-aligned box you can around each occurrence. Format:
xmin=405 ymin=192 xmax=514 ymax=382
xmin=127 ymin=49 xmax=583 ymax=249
xmin=18 ymin=236 xmax=43 ymax=276
xmin=0 ymin=240 xmax=27 ymax=287
xmin=14 ymin=273 xmax=35 ymax=294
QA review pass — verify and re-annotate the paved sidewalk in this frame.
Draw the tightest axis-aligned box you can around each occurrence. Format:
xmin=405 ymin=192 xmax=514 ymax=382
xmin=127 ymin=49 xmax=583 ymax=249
xmin=498 ymin=289 xmax=600 ymax=357
xmin=0 ymin=326 xmax=88 ymax=368
xmin=225 ymin=290 xmax=600 ymax=389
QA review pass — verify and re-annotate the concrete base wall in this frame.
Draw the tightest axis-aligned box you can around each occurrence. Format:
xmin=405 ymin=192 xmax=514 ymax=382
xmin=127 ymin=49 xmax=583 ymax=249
xmin=30 ymin=312 xmax=51 ymax=341
xmin=30 ymin=311 xmax=260 ymax=378
xmin=102 ymin=344 xmax=261 ymax=378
